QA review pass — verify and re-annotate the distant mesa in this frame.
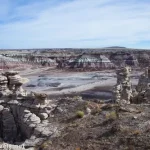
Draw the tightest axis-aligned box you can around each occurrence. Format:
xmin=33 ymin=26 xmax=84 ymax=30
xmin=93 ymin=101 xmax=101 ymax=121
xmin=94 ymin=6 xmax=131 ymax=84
xmin=69 ymin=54 xmax=115 ymax=70
xmin=104 ymin=46 xmax=127 ymax=49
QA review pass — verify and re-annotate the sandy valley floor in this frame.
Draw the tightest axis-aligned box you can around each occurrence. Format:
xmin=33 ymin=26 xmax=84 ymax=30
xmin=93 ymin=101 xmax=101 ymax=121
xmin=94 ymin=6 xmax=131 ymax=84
xmin=13 ymin=67 xmax=141 ymax=100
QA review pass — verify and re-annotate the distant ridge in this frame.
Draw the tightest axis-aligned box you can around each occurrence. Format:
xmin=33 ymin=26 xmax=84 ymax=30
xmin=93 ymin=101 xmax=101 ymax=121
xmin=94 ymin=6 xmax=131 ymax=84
xmin=104 ymin=46 xmax=127 ymax=49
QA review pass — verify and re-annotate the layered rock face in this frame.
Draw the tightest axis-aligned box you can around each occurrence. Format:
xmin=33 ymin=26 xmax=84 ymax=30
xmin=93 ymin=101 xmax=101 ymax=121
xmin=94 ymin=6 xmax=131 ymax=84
xmin=0 ymin=54 xmax=32 ymax=70
xmin=110 ymin=52 xmax=139 ymax=68
xmin=137 ymin=53 xmax=150 ymax=67
xmin=5 ymin=54 xmax=57 ymax=67
xmin=3 ymin=51 xmax=150 ymax=70
xmin=0 ymin=71 xmax=58 ymax=148
xmin=69 ymin=54 xmax=115 ymax=71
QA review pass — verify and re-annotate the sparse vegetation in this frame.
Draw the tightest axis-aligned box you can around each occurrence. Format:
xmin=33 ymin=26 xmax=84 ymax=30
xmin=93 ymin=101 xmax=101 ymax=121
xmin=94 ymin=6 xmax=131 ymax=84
xmin=91 ymin=107 xmax=102 ymax=115
xmin=106 ymin=111 xmax=118 ymax=120
xmin=86 ymin=101 xmax=102 ymax=115
xmin=76 ymin=111 xmax=84 ymax=118
xmin=73 ymin=96 xmax=82 ymax=101
xmin=131 ymin=130 xmax=141 ymax=135
xmin=120 ymin=126 xmax=130 ymax=134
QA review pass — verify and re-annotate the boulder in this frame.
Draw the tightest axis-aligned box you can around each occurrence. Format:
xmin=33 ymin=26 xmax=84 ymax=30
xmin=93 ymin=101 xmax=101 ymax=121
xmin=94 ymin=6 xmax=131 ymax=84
xmin=38 ymin=113 xmax=48 ymax=120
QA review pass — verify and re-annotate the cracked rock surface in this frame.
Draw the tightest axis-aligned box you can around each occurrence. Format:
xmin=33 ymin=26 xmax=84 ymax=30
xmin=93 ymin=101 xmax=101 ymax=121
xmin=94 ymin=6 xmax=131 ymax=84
xmin=0 ymin=98 xmax=58 ymax=147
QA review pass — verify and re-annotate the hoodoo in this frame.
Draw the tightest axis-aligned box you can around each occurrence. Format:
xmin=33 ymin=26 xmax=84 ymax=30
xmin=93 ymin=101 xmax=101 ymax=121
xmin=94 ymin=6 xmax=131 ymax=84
xmin=113 ymin=66 xmax=150 ymax=104
xmin=0 ymin=71 xmax=58 ymax=148
xmin=114 ymin=66 xmax=132 ymax=104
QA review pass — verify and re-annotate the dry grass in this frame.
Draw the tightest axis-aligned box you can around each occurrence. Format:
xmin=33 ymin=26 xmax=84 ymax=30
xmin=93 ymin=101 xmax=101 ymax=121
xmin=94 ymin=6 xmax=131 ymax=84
xmin=131 ymin=130 xmax=141 ymax=135
xmin=86 ymin=101 xmax=102 ymax=115
xmin=36 ymin=140 xmax=52 ymax=150
xmin=106 ymin=111 xmax=118 ymax=120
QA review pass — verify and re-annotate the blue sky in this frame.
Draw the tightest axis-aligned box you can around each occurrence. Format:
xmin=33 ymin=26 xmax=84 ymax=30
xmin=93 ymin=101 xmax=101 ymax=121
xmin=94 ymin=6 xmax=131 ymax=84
xmin=0 ymin=0 xmax=150 ymax=49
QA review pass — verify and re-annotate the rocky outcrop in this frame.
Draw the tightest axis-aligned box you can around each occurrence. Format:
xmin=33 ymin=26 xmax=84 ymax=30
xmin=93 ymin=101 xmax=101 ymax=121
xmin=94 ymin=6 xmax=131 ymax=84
xmin=125 ymin=55 xmax=139 ymax=67
xmin=110 ymin=52 xmax=140 ymax=68
xmin=0 ymin=71 xmax=28 ymax=98
xmin=137 ymin=53 xmax=150 ymax=67
xmin=136 ymin=67 xmax=150 ymax=92
xmin=0 ymin=76 xmax=11 ymax=97
xmin=133 ymin=67 xmax=150 ymax=103
xmin=6 ymin=54 xmax=57 ymax=67
xmin=31 ymin=92 xmax=48 ymax=105
xmin=114 ymin=66 xmax=150 ymax=104
xmin=114 ymin=67 xmax=132 ymax=104
xmin=0 ymin=71 xmax=59 ymax=148
xmin=0 ymin=54 xmax=32 ymax=70
xmin=0 ymin=99 xmax=58 ymax=147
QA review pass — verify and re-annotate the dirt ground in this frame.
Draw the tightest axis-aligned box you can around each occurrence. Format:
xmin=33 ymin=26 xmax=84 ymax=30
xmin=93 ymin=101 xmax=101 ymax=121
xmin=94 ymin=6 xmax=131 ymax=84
xmin=34 ymin=98 xmax=150 ymax=150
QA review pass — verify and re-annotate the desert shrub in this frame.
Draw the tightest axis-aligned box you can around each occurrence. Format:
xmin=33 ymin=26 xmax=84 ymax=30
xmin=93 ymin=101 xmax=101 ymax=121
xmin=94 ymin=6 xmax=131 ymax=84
xmin=68 ymin=123 xmax=78 ymax=127
xmin=73 ymin=96 xmax=82 ymax=101
xmin=91 ymin=107 xmax=102 ymax=115
xmin=120 ymin=126 xmax=130 ymax=134
xmin=76 ymin=111 xmax=84 ymax=118
xmin=131 ymin=130 xmax=141 ymax=135
xmin=86 ymin=101 xmax=102 ymax=115
xmin=106 ymin=111 xmax=117 ymax=120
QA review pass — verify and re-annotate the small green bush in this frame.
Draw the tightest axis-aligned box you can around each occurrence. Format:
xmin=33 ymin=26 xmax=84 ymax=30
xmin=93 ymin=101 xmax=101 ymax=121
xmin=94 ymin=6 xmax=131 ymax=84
xmin=106 ymin=111 xmax=117 ymax=120
xmin=76 ymin=111 xmax=84 ymax=118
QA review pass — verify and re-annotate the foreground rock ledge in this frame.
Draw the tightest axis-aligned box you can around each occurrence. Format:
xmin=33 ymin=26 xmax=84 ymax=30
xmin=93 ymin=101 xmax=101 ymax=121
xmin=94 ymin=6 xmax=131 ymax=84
xmin=0 ymin=71 xmax=59 ymax=149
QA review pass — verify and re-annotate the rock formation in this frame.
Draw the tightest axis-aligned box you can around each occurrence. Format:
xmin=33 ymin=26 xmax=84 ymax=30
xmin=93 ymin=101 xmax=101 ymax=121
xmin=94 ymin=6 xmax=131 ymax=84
xmin=70 ymin=54 xmax=115 ymax=71
xmin=137 ymin=53 xmax=150 ymax=67
xmin=5 ymin=54 xmax=57 ymax=67
xmin=114 ymin=67 xmax=132 ymax=104
xmin=116 ymin=67 xmax=131 ymax=84
xmin=2 ymin=71 xmax=28 ymax=97
xmin=113 ymin=85 xmax=121 ymax=103
xmin=110 ymin=52 xmax=139 ymax=68
xmin=136 ymin=67 xmax=150 ymax=92
xmin=0 ymin=75 xmax=11 ymax=97
xmin=0 ymin=71 xmax=58 ymax=148
xmin=31 ymin=92 xmax=48 ymax=105
xmin=125 ymin=54 xmax=139 ymax=67
xmin=134 ymin=66 xmax=150 ymax=103
xmin=0 ymin=54 xmax=32 ymax=70
xmin=114 ymin=66 xmax=150 ymax=104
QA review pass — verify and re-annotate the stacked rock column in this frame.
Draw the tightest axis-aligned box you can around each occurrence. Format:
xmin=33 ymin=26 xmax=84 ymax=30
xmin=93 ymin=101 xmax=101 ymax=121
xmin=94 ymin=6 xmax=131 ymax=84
xmin=0 ymin=75 xmax=11 ymax=98
xmin=0 ymin=76 xmax=8 ymax=92
xmin=114 ymin=67 xmax=133 ymax=104
xmin=3 ymin=71 xmax=27 ymax=97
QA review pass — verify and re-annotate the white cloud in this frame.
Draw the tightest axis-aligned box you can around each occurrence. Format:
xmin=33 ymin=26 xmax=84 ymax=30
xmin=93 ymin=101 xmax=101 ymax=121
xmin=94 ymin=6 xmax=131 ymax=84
xmin=0 ymin=0 xmax=150 ymax=48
